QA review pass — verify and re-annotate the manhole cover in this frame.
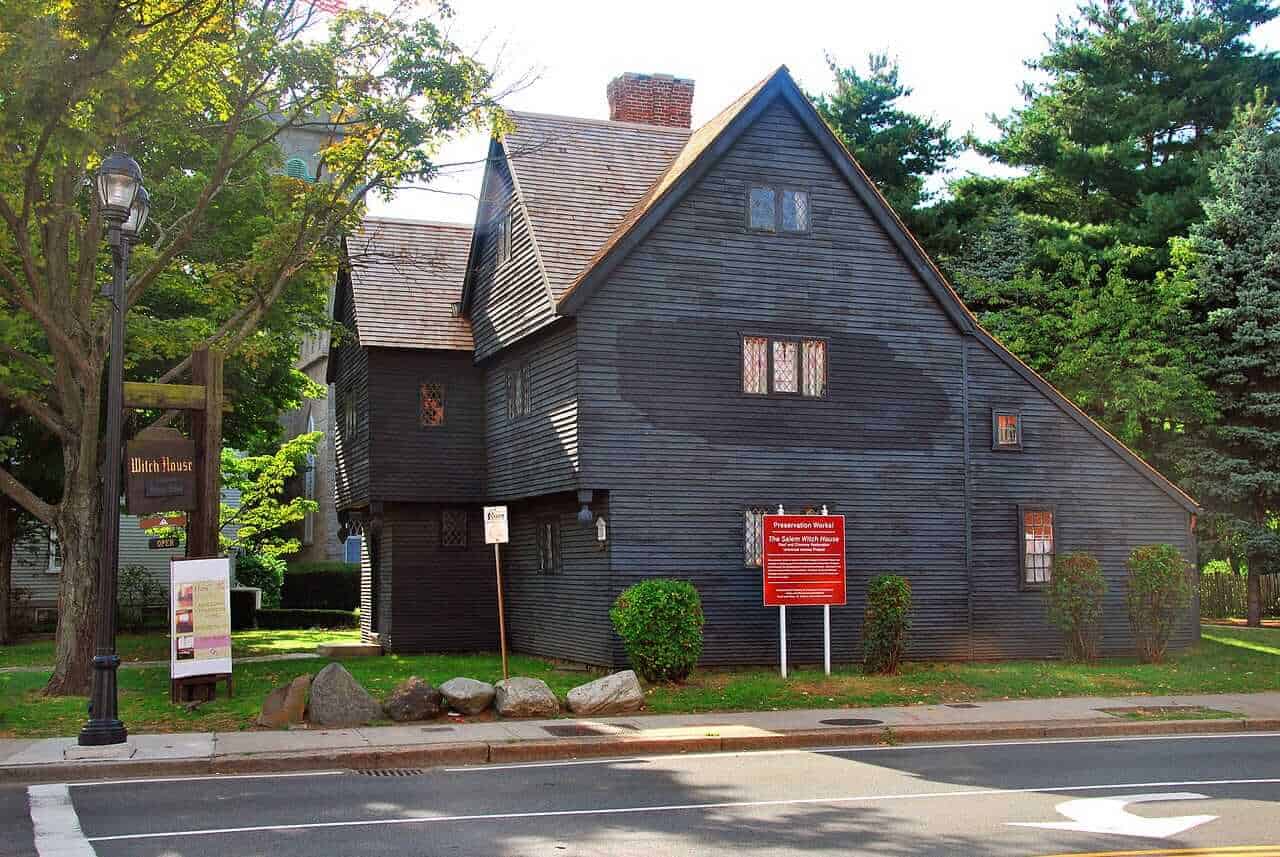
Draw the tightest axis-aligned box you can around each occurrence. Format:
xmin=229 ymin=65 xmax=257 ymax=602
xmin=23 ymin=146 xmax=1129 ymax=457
xmin=356 ymin=768 xmax=425 ymax=777
xmin=818 ymin=718 xmax=883 ymax=727
xmin=542 ymin=723 xmax=639 ymax=738
xmin=944 ymin=703 xmax=980 ymax=709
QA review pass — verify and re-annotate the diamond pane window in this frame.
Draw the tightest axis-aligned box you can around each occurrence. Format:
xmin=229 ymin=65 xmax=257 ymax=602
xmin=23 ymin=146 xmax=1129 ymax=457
xmin=1021 ymin=508 xmax=1055 ymax=586
xmin=441 ymin=508 xmax=468 ymax=549
xmin=537 ymin=518 xmax=561 ymax=574
xmin=420 ymin=383 xmax=445 ymax=427
xmin=802 ymin=339 xmax=826 ymax=397
xmin=772 ymin=340 xmax=799 ymax=393
xmin=742 ymin=336 xmax=768 ymax=394
xmin=749 ymin=186 xmax=776 ymax=231
xmin=781 ymin=190 xmax=809 ymax=231
xmin=743 ymin=508 xmax=766 ymax=567
xmin=507 ymin=365 xmax=531 ymax=420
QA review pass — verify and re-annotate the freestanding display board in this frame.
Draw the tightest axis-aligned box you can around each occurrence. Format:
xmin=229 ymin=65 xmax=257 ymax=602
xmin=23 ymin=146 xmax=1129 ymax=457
xmin=169 ymin=556 xmax=233 ymax=699
xmin=762 ymin=514 xmax=847 ymax=678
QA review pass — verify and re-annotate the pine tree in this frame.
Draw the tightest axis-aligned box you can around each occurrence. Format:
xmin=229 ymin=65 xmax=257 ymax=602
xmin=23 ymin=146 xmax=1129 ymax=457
xmin=1186 ymin=98 xmax=1280 ymax=625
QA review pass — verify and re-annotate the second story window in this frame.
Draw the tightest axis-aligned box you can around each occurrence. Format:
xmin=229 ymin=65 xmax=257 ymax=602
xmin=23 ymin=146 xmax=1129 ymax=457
xmin=342 ymin=396 xmax=357 ymax=441
xmin=507 ymin=364 xmax=531 ymax=420
xmin=495 ymin=212 xmax=512 ymax=266
xmin=420 ymin=383 xmax=445 ymax=427
xmin=742 ymin=336 xmax=828 ymax=398
xmin=748 ymin=186 xmax=810 ymax=233
xmin=994 ymin=410 xmax=1022 ymax=450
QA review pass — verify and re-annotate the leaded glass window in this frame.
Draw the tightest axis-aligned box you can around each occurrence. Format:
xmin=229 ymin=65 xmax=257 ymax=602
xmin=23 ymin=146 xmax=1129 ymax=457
xmin=1021 ymin=507 xmax=1054 ymax=586
xmin=507 ymin=365 xmax=531 ymax=420
xmin=781 ymin=190 xmax=809 ymax=231
xmin=772 ymin=340 xmax=799 ymax=393
xmin=495 ymin=213 xmax=511 ymax=265
xmin=420 ymin=383 xmax=445 ymax=427
xmin=749 ymin=186 xmax=776 ymax=231
xmin=742 ymin=336 xmax=769 ymax=395
xmin=441 ymin=508 xmax=468 ymax=549
xmin=802 ymin=339 xmax=826 ymax=397
xmin=536 ymin=518 xmax=560 ymax=574
xmin=743 ymin=508 xmax=767 ymax=567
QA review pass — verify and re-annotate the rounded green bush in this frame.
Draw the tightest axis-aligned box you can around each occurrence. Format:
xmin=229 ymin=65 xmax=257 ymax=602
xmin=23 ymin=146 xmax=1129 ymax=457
xmin=235 ymin=553 xmax=286 ymax=607
xmin=864 ymin=574 xmax=911 ymax=674
xmin=610 ymin=579 xmax=704 ymax=683
xmin=1126 ymin=543 xmax=1192 ymax=663
xmin=1045 ymin=552 xmax=1107 ymax=662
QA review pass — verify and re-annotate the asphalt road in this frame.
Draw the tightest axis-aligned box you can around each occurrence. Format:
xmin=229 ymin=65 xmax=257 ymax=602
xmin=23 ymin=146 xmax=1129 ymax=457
xmin=3 ymin=732 xmax=1279 ymax=856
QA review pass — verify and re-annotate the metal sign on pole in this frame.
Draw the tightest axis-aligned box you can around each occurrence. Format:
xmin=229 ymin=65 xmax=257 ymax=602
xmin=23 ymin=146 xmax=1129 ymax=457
xmin=484 ymin=505 xmax=510 ymax=681
xmin=763 ymin=512 xmax=847 ymax=678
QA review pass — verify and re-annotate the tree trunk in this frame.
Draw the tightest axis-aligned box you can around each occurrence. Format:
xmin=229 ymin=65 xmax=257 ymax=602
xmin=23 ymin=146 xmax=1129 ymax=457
xmin=1246 ymin=552 xmax=1262 ymax=627
xmin=42 ymin=467 xmax=102 ymax=696
xmin=0 ymin=502 xmax=13 ymax=645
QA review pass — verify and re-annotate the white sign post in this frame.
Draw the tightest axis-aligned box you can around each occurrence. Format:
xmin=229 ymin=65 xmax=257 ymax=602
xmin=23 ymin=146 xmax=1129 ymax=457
xmin=169 ymin=556 xmax=233 ymax=700
xmin=483 ymin=506 xmax=510 ymax=680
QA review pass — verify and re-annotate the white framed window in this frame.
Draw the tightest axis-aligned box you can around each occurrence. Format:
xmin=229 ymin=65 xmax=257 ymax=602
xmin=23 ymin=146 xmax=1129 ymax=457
xmin=994 ymin=410 xmax=1023 ymax=450
xmin=1019 ymin=505 xmax=1055 ymax=588
xmin=45 ymin=530 xmax=62 ymax=575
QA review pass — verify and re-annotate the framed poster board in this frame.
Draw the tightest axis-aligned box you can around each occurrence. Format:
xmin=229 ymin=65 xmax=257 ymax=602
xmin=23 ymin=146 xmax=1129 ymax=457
xmin=169 ymin=556 xmax=233 ymax=679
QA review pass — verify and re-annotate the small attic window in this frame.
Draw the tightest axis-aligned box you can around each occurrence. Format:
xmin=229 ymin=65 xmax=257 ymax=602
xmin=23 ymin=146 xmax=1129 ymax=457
xmin=749 ymin=186 xmax=810 ymax=233
xmin=285 ymin=157 xmax=312 ymax=181
xmin=495 ymin=213 xmax=512 ymax=266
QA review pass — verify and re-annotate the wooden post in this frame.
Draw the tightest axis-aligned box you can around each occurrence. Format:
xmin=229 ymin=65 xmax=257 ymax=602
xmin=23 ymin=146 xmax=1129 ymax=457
xmin=188 ymin=348 xmax=224 ymax=558
xmin=494 ymin=543 xmax=509 ymax=681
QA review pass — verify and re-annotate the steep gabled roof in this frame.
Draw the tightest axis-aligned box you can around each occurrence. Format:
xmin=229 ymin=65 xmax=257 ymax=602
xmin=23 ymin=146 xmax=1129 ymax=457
xmin=502 ymin=110 xmax=690 ymax=300
xmin=343 ymin=217 xmax=473 ymax=351
xmin=549 ymin=66 xmax=1199 ymax=514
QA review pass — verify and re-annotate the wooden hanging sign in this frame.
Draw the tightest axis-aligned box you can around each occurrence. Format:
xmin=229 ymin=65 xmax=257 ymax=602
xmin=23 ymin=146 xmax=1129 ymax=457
xmin=126 ymin=427 xmax=196 ymax=515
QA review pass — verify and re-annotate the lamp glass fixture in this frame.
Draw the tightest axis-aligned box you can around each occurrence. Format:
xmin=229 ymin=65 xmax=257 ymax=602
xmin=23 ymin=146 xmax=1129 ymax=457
xmin=95 ymin=152 xmax=143 ymax=219
xmin=121 ymin=187 xmax=150 ymax=240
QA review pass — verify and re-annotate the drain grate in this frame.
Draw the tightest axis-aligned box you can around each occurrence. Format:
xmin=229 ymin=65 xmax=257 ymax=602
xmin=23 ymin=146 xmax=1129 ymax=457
xmin=944 ymin=703 xmax=981 ymax=709
xmin=420 ymin=726 xmax=455 ymax=733
xmin=818 ymin=718 xmax=883 ymax=727
xmin=542 ymin=723 xmax=639 ymax=738
xmin=356 ymin=768 xmax=425 ymax=777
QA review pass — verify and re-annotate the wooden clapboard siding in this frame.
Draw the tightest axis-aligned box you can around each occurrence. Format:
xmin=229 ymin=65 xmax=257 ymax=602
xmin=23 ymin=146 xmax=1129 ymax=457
xmin=367 ymin=348 xmax=484 ymax=503
xmin=332 ymin=270 xmax=371 ymax=511
xmin=483 ymin=320 xmax=580 ymax=500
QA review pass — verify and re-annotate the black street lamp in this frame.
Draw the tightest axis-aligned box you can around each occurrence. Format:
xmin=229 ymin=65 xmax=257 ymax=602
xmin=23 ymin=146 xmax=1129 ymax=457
xmin=80 ymin=153 xmax=148 ymax=746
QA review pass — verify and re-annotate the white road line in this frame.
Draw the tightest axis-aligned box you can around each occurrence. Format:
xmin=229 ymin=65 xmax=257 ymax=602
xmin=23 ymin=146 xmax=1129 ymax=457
xmin=27 ymin=784 xmax=96 ymax=857
xmin=85 ymin=777 xmax=1280 ymax=843
xmin=444 ymin=731 xmax=1280 ymax=773
xmin=68 ymin=770 xmax=347 ymax=789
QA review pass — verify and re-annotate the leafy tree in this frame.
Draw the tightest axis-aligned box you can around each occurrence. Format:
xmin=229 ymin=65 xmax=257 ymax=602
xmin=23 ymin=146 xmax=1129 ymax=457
xmin=220 ymin=433 xmax=322 ymax=561
xmin=813 ymin=53 xmax=959 ymax=241
xmin=0 ymin=0 xmax=501 ymax=693
xmin=1181 ymin=100 xmax=1280 ymax=625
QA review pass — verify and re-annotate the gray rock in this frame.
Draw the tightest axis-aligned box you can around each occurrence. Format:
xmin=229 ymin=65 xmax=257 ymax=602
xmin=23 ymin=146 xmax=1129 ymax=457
xmin=308 ymin=663 xmax=383 ymax=727
xmin=257 ymin=673 xmax=311 ymax=728
xmin=494 ymin=676 xmax=559 ymax=719
xmin=383 ymin=677 xmax=444 ymax=722
xmin=566 ymin=670 xmax=644 ymax=716
xmin=440 ymin=677 xmax=495 ymax=715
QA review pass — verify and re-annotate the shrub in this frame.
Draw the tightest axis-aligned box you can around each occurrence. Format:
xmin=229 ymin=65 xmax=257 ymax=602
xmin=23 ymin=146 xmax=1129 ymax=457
xmin=864 ymin=574 xmax=911 ymax=674
xmin=282 ymin=563 xmax=359 ymax=610
xmin=235 ymin=553 xmax=286 ymax=607
xmin=610 ymin=579 xmax=704 ymax=682
xmin=1044 ymin=552 xmax=1107 ymax=662
xmin=1126 ymin=543 xmax=1193 ymax=663
xmin=254 ymin=608 xmax=358 ymax=630
xmin=117 ymin=563 xmax=165 ymax=634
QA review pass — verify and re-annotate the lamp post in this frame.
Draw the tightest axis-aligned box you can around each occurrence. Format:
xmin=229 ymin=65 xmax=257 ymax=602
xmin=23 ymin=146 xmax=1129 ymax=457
xmin=80 ymin=153 xmax=148 ymax=746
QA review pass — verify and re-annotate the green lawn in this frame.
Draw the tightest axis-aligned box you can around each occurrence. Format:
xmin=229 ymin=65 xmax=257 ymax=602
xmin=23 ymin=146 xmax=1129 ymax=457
xmin=0 ymin=629 xmax=360 ymax=670
xmin=1 ymin=625 xmax=1276 ymax=739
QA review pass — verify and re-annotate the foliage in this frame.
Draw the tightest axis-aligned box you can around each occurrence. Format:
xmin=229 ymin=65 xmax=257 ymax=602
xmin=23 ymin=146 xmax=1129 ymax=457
xmin=812 ymin=52 xmax=959 ymax=242
xmin=117 ymin=563 xmax=165 ymax=634
xmin=1126 ymin=543 xmax=1194 ymax=662
xmin=863 ymin=574 xmax=912 ymax=674
xmin=1200 ymin=564 xmax=1280 ymax=619
xmin=610 ymin=579 xmax=705 ymax=683
xmin=253 ymin=608 xmax=358 ymax=630
xmin=220 ymin=433 xmax=322 ymax=560
xmin=230 ymin=588 xmax=257 ymax=631
xmin=234 ymin=553 xmax=286 ymax=608
xmin=282 ymin=566 xmax=359 ymax=610
xmin=288 ymin=561 xmax=360 ymax=575
xmin=1044 ymin=552 xmax=1107 ymax=661
xmin=1180 ymin=100 xmax=1280 ymax=625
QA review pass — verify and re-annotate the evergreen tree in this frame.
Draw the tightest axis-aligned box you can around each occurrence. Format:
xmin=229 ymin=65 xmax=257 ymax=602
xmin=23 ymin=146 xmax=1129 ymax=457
xmin=1184 ymin=99 xmax=1280 ymax=625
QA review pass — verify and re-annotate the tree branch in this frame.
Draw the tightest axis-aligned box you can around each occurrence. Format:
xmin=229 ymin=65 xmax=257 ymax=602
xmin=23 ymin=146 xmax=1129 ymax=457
xmin=0 ymin=462 xmax=55 ymax=526
xmin=0 ymin=381 xmax=70 ymax=440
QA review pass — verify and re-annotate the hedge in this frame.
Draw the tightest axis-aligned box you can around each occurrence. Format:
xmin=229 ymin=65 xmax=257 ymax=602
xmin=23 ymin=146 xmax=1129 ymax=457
xmin=230 ymin=589 xmax=258 ymax=630
xmin=282 ymin=563 xmax=359 ymax=611
xmin=254 ymin=608 xmax=359 ymax=630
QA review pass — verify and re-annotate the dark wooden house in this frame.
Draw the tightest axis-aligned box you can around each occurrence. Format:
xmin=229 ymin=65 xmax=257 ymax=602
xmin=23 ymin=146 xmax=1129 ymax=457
xmin=332 ymin=68 xmax=1200 ymax=665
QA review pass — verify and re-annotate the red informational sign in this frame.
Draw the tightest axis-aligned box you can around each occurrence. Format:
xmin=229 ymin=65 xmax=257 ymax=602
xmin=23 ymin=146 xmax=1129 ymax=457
xmin=762 ymin=515 xmax=846 ymax=607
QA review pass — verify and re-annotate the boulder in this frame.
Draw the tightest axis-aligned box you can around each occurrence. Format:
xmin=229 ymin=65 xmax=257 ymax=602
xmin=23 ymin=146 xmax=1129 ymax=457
xmin=308 ymin=662 xmax=383 ymax=727
xmin=439 ymin=677 xmax=496 ymax=715
xmin=256 ymin=674 xmax=311 ymax=728
xmin=383 ymin=677 xmax=444 ymax=722
xmin=566 ymin=670 xmax=644 ymax=716
xmin=494 ymin=676 xmax=559 ymax=719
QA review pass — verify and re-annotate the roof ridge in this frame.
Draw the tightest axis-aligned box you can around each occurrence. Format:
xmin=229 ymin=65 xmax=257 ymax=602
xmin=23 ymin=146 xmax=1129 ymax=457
xmin=506 ymin=109 xmax=693 ymax=135
xmin=360 ymin=216 xmax=472 ymax=230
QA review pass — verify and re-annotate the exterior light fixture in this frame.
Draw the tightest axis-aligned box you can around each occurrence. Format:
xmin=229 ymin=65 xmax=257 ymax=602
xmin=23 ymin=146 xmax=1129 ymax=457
xmin=94 ymin=152 xmax=143 ymax=221
xmin=120 ymin=186 xmax=150 ymax=242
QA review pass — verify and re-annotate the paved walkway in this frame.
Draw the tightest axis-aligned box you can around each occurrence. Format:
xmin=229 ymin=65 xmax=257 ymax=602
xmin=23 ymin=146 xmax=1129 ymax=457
xmin=0 ymin=651 xmax=315 ymax=674
xmin=3 ymin=691 xmax=1279 ymax=777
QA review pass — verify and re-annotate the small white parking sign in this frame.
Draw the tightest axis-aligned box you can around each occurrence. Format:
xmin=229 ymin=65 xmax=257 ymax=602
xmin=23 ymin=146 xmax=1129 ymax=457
xmin=484 ymin=505 xmax=509 ymax=544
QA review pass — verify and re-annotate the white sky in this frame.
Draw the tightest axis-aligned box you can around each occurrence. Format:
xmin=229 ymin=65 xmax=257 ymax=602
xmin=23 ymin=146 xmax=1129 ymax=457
xmin=368 ymin=0 xmax=1280 ymax=225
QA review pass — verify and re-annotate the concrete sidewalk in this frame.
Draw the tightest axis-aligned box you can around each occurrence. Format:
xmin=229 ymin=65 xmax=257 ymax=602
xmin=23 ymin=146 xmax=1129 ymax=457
xmin=3 ymin=691 xmax=1279 ymax=784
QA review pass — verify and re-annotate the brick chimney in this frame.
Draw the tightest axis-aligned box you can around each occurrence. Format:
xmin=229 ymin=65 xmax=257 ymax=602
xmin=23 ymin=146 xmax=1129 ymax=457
xmin=606 ymin=73 xmax=695 ymax=128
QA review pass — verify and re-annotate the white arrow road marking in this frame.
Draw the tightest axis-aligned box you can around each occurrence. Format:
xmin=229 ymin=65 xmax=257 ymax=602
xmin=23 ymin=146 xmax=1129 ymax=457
xmin=1008 ymin=792 xmax=1218 ymax=840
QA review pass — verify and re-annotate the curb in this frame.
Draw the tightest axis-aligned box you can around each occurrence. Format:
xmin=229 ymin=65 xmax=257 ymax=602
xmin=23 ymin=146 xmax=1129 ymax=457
xmin=3 ymin=717 xmax=1278 ymax=786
